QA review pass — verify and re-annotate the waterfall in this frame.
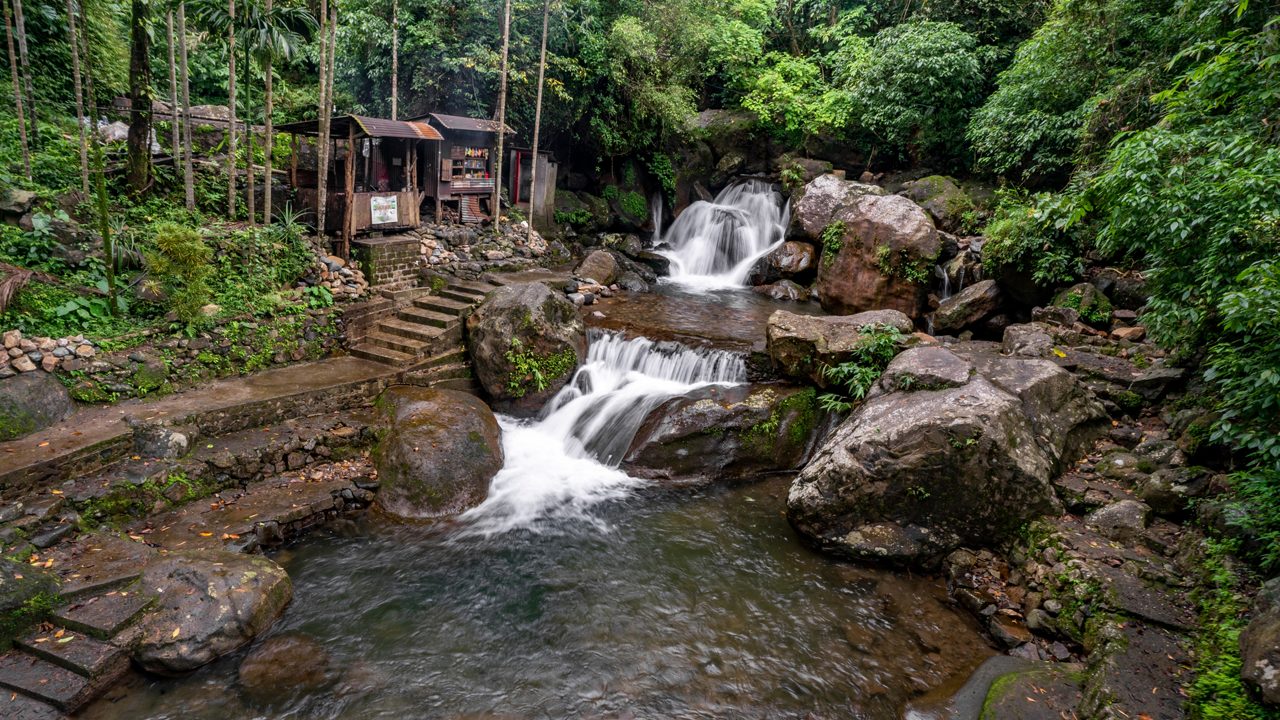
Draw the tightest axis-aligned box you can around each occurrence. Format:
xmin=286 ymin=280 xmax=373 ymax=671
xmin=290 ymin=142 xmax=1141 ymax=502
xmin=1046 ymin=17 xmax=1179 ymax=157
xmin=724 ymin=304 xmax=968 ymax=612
xmin=659 ymin=180 xmax=790 ymax=290
xmin=462 ymin=330 xmax=746 ymax=533
xmin=651 ymin=192 xmax=664 ymax=245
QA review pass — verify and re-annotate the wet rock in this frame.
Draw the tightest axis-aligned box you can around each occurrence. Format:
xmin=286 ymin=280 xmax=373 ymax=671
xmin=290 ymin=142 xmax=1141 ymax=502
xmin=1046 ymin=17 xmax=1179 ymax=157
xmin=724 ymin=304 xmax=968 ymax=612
xmin=623 ymin=384 xmax=825 ymax=483
xmin=747 ymin=241 xmax=817 ymax=285
xmin=752 ymin=280 xmax=810 ymax=302
xmin=0 ymin=558 xmax=58 ymax=646
xmin=1079 ymin=619 xmax=1189 ymax=719
xmin=765 ymin=309 xmax=912 ymax=387
xmin=1002 ymin=323 xmax=1056 ymax=358
xmin=1137 ymin=467 xmax=1211 ymax=517
xmin=575 ymin=250 xmax=620 ymax=286
xmin=898 ymin=175 xmax=973 ymax=234
xmin=372 ymin=387 xmax=503 ymax=521
xmin=616 ymin=271 xmax=648 ymax=293
xmin=792 ymin=174 xmax=938 ymax=318
xmin=632 ymin=250 xmax=671 ymax=275
xmin=466 ymin=282 xmax=587 ymax=416
xmin=598 ymin=233 xmax=643 ymax=258
xmin=134 ymin=550 xmax=292 ymax=675
xmin=0 ymin=372 xmax=76 ymax=441
xmin=1085 ymin=500 xmax=1151 ymax=541
xmin=1241 ymin=577 xmax=1280 ymax=705
xmin=789 ymin=356 xmax=1102 ymax=567
xmin=988 ymin=614 xmax=1033 ymax=648
xmin=129 ymin=420 xmax=189 ymax=459
xmin=238 ymin=634 xmax=333 ymax=704
xmin=1090 ymin=267 xmax=1148 ymax=311
xmin=877 ymin=346 xmax=973 ymax=393
xmin=932 ymin=279 xmax=1001 ymax=334
xmin=977 ymin=662 xmax=1084 ymax=719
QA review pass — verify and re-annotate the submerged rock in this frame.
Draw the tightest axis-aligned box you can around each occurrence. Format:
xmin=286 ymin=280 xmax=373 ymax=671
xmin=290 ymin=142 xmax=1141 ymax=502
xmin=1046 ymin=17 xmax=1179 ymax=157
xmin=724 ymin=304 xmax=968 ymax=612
xmin=238 ymin=634 xmax=333 ymax=704
xmin=752 ymin=279 xmax=810 ymax=302
xmin=466 ymin=282 xmax=587 ymax=416
xmin=372 ymin=386 xmax=503 ymax=521
xmin=623 ymin=384 xmax=826 ymax=483
xmin=765 ymin=309 xmax=912 ymax=388
xmin=0 ymin=371 xmax=76 ymax=441
xmin=134 ymin=550 xmax=292 ymax=675
xmin=787 ymin=349 xmax=1105 ymax=567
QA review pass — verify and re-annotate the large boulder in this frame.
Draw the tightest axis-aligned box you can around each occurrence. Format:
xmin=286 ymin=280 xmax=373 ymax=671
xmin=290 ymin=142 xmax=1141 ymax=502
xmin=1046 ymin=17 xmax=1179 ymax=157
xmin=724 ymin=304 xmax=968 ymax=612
xmin=134 ymin=550 xmax=292 ymax=675
xmin=792 ymin=175 xmax=940 ymax=318
xmin=787 ymin=348 xmax=1105 ymax=567
xmin=623 ymin=384 xmax=825 ymax=483
xmin=747 ymin=241 xmax=817 ymax=285
xmin=898 ymin=176 xmax=974 ymax=234
xmin=372 ymin=386 xmax=503 ymax=521
xmin=1241 ymin=577 xmax=1280 ymax=706
xmin=238 ymin=634 xmax=334 ymax=704
xmin=466 ymin=282 xmax=588 ymax=416
xmin=0 ymin=371 xmax=77 ymax=441
xmin=932 ymin=279 xmax=1002 ymax=334
xmin=766 ymin=309 xmax=913 ymax=388
xmin=575 ymin=250 xmax=620 ymax=286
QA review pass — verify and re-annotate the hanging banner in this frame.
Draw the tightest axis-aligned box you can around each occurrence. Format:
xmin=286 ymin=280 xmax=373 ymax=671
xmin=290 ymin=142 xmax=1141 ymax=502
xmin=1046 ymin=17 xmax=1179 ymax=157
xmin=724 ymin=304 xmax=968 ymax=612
xmin=370 ymin=195 xmax=399 ymax=224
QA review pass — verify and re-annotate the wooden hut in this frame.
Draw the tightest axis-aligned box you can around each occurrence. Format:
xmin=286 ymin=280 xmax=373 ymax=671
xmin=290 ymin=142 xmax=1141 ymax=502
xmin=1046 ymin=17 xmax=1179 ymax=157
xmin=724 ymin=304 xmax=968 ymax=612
xmin=412 ymin=113 xmax=513 ymax=224
xmin=278 ymin=114 xmax=442 ymax=254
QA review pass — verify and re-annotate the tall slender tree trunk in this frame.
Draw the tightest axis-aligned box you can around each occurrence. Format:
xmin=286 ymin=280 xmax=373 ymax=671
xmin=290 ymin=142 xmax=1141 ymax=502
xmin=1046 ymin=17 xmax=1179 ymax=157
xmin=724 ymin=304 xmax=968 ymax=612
xmin=226 ymin=0 xmax=237 ymax=218
xmin=67 ymin=0 xmax=89 ymax=193
xmin=490 ymin=0 xmax=511 ymax=222
xmin=527 ymin=0 xmax=549 ymax=243
xmin=389 ymin=0 xmax=397 ymax=119
xmin=4 ymin=0 xmax=30 ymax=180
xmin=78 ymin=5 xmax=116 ymax=314
xmin=166 ymin=11 xmax=179 ymax=163
xmin=244 ymin=44 xmax=255 ymax=225
xmin=126 ymin=0 xmax=152 ymax=195
xmin=263 ymin=0 xmax=273 ymax=222
xmin=11 ymin=0 xmax=34 ymax=146
xmin=178 ymin=3 xmax=195 ymax=210
xmin=314 ymin=0 xmax=333 ymax=236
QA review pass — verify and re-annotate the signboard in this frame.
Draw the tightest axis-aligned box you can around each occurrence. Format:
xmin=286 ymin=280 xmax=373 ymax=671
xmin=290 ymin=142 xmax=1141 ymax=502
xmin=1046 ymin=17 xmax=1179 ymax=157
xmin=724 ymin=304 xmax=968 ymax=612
xmin=370 ymin=195 xmax=398 ymax=225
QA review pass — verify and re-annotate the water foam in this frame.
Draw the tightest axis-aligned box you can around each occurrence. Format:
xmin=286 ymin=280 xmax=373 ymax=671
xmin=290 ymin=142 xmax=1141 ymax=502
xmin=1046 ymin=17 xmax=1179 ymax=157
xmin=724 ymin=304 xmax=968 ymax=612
xmin=659 ymin=180 xmax=790 ymax=290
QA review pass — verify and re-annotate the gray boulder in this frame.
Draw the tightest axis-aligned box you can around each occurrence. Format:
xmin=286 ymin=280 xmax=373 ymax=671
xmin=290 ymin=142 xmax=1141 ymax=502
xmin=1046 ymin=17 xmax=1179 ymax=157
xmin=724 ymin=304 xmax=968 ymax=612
xmin=465 ymin=282 xmax=587 ymax=416
xmin=933 ymin=279 xmax=1001 ymax=334
xmin=787 ymin=350 xmax=1104 ymax=567
xmin=1002 ymin=323 xmax=1056 ymax=357
xmin=752 ymin=280 xmax=810 ymax=302
xmin=134 ymin=550 xmax=292 ymax=675
xmin=372 ymin=386 xmax=503 ymax=521
xmin=766 ymin=309 xmax=912 ymax=388
xmin=0 ymin=371 xmax=76 ymax=441
xmin=238 ymin=634 xmax=334 ymax=704
xmin=623 ymin=384 xmax=825 ymax=483
xmin=1241 ymin=577 xmax=1280 ymax=705
xmin=791 ymin=174 xmax=886 ymax=238
xmin=748 ymin=241 xmax=817 ymax=285
xmin=1085 ymin=499 xmax=1151 ymax=541
xmin=878 ymin=346 xmax=973 ymax=393
xmin=576 ymin=250 xmax=620 ymax=286
xmin=898 ymin=175 xmax=973 ymax=233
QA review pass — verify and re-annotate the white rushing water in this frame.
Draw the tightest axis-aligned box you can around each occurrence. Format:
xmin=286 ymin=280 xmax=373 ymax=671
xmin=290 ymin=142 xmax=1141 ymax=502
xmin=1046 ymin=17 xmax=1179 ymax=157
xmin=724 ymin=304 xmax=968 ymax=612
xmin=659 ymin=179 xmax=790 ymax=290
xmin=462 ymin=331 xmax=746 ymax=534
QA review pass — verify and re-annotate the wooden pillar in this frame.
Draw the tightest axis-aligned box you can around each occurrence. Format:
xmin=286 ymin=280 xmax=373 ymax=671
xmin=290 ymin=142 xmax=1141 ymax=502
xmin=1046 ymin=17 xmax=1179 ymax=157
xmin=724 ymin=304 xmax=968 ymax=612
xmin=434 ymin=143 xmax=442 ymax=223
xmin=343 ymin=125 xmax=356 ymax=258
xmin=289 ymin=134 xmax=298 ymax=188
xmin=404 ymin=142 xmax=412 ymax=192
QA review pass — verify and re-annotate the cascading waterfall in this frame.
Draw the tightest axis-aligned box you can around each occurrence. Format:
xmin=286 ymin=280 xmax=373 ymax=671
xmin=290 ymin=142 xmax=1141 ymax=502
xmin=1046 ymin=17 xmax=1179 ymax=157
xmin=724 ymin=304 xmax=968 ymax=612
xmin=650 ymin=192 xmax=664 ymax=245
xmin=659 ymin=179 xmax=790 ymax=289
xmin=463 ymin=330 xmax=746 ymax=533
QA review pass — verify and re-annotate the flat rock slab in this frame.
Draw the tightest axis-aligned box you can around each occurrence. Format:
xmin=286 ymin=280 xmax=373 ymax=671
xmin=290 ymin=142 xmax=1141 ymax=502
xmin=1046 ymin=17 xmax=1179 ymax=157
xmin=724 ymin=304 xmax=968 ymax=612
xmin=46 ymin=532 xmax=157 ymax=600
xmin=53 ymin=591 xmax=153 ymax=640
xmin=978 ymin=662 xmax=1084 ymax=719
xmin=17 ymin=628 xmax=128 ymax=679
xmin=0 ymin=651 xmax=92 ymax=711
xmin=0 ymin=692 xmax=65 ymax=719
xmin=1083 ymin=620 xmax=1189 ymax=719
xmin=132 ymin=475 xmax=358 ymax=552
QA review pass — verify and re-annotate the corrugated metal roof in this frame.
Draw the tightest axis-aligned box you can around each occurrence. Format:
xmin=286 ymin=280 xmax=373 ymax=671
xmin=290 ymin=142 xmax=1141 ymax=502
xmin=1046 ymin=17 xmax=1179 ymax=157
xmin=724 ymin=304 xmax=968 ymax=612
xmin=275 ymin=114 xmax=443 ymax=141
xmin=419 ymin=112 xmax=513 ymax=134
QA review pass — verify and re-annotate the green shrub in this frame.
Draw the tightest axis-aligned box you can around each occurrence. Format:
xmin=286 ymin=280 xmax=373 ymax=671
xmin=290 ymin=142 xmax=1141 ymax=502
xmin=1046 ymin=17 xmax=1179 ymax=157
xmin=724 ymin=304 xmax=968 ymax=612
xmin=817 ymin=324 xmax=904 ymax=412
xmin=146 ymin=223 xmax=213 ymax=325
xmin=820 ymin=220 xmax=846 ymax=266
xmin=981 ymin=191 xmax=1086 ymax=286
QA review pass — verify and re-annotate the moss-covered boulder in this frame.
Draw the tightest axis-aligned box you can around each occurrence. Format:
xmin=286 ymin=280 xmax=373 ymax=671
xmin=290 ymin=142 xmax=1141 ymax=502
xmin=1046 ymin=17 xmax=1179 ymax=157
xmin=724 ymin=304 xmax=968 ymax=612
xmin=623 ymin=384 xmax=826 ymax=483
xmin=765 ymin=309 xmax=913 ymax=388
xmin=0 ymin=372 xmax=76 ymax=440
xmin=134 ymin=550 xmax=292 ymax=675
xmin=466 ymin=282 xmax=587 ymax=416
xmin=1053 ymin=283 xmax=1113 ymax=328
xmin=0 ymin=559 xmax=59 ymax=649
xmin=372 ymin=386 xmax=503 ymax=521
xmin=899 ymin=175 xmax=976 ymax=234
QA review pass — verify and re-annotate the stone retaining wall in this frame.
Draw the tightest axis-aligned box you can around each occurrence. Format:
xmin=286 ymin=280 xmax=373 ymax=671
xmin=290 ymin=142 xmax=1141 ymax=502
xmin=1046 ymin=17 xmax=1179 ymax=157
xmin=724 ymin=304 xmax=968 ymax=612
xmin=352 ymin=236 xmax=420 ymax=287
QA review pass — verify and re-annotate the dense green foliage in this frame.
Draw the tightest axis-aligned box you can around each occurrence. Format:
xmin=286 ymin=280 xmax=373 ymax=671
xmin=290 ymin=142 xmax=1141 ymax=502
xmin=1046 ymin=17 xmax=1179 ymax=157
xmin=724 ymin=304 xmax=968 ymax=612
xmin=816 ymin=324 xmax=903 ymax=413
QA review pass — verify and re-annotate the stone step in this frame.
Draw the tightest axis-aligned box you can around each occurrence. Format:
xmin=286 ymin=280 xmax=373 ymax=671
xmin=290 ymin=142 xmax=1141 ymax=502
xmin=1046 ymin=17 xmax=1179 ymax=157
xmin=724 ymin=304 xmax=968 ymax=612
xmin=364 ymin=331 xmax=428 ymax=357
xmin=16 ymin=629 xmax=128 ymax=680
xmin=395 ymin=306 xmax=455 ymax=329
xmin=0 ymin=651 xmax=95 ymax=712
xmin=52 ymin=592 xmax=152 ymax=640
xmin=417 ymin=348 xmax=467 ymax=369
xmin=378 ymin=286 xmax=430 ymax=303
xmin=438 ymin=287 xmax=484 ymax=304
xmin=0 ymin=691 xmax=65 ymax=719
xmin=413 ymin=296 xmax=471 ymax=314
xmin=378 ymin=318 xmax=446 ymax=343
xmin=429 ymin=377 xmax=483 ymax=395
xmin=446 ymin=280 xmax=498 ymax=296
xmin=350 ymin=344 xmax=414 ymax=366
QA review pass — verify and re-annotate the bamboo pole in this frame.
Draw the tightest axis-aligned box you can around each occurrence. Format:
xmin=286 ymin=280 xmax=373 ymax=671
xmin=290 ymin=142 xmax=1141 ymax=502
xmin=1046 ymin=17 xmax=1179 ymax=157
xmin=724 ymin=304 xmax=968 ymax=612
xmin=66 ymin=0 xmax=89 ymax=194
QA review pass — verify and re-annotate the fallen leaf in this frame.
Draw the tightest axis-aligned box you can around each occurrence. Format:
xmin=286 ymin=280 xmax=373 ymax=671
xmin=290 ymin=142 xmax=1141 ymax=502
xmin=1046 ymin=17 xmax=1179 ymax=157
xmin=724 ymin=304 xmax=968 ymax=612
xmin=171 ymin=627 xmax=181 ymax=638
xmin=199 ymin=532 xmax=214 ymax=537
xmin=54 ymin=629 xmax=64 ymax=638
xmin=38 ymin=441 xmax=50 ymax=447
xmin=57 ymin=636 xmax=75 ymax=644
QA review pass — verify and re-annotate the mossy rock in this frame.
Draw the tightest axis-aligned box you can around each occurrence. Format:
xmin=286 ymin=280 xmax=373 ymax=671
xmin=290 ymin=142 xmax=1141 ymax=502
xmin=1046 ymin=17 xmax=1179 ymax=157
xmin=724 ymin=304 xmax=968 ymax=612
xmin=1053 ymin=283 xmax=1113 ymax=328
xmin=0 ymin=372 xmax=77 ymax=440
xmin=0 ymin=559 xmax=59 ymax=649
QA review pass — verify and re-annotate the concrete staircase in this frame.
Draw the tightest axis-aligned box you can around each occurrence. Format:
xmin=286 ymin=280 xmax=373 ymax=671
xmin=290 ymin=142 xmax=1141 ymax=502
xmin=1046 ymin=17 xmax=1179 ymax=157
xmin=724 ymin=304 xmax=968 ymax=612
xmin=350 ymin=279 xmax=502 ymax=366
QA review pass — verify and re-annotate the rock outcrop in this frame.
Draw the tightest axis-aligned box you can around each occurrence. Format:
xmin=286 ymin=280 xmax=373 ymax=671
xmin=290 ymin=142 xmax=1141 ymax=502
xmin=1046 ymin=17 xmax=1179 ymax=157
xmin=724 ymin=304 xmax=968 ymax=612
xmin=787 ymin=346 xmax=1105 ymax=567
xmin=372 ymin=386 xmax=503 ymax=521
xmin=747 ymin=241 xmax=817 ymax=285
xmin=466 ymin=282 xmax=587 ymax=416
xmin=575 ymin=250 xmax=620 ymax=286
xmin=932 ymin=279 xmax=1002 ymax=335
xmin=134 ymin=551 xmax=292 ymax=675
xmin=623 ymin=384 xmax=825 ymax=483
xmin=766 ymin=309 xmax=913 ymax=387
xmin=791 ymin=174 xmax=940 ymax=318
xmin=898 ymin=175 xmax=973 ymax=234
xmin=1242 ymin=577 xmax=1280 ymax=706
xmin=0 ymin=371 xmax=76 ymax=440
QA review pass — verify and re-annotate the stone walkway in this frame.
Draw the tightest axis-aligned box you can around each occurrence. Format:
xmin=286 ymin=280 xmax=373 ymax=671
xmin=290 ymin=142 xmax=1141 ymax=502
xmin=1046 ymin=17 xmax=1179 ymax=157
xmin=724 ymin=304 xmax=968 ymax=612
xmin=0 ymin=356 xmax=398 ymax=500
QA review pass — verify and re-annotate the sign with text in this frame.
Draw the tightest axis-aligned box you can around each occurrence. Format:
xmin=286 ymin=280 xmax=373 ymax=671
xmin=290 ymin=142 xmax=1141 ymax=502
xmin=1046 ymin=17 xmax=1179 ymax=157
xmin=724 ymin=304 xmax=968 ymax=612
xmin=370 ymin=195 xmax=399 ymax=224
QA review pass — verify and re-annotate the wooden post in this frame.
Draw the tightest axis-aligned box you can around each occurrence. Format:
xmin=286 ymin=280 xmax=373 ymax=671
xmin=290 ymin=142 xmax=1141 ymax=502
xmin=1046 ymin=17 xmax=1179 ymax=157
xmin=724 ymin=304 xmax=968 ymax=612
xmin=289 ymin=134 xmax=298 ymax=188
xmin=434 ymin=143 xmax=442 ymax=223
xmin=343 ymin=124 xmax=356 ymax=258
